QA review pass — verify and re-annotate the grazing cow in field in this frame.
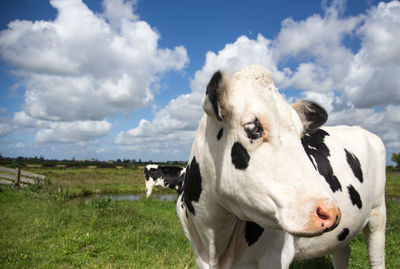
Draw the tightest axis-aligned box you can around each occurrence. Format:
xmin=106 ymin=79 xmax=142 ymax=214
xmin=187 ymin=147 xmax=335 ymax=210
xmin=177 ymin=65 xmax=386 ymax=268
xmin=144 ymin=164 xmax=185 ymax=198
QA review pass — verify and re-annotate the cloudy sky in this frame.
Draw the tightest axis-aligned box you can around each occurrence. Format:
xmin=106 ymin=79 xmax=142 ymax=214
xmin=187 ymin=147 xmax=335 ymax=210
xmin=0 ymin=0 xmax=399 ymax=164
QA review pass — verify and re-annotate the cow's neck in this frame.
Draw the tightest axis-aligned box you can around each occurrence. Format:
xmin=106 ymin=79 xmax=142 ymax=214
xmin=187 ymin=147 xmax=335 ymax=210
xmin=191 ymin=190 xmax=238 ymax=267
xmin=188 ymin=116 xmax=245 ymax=265
xmin=192 ymin=198 xmax=295 ymax=268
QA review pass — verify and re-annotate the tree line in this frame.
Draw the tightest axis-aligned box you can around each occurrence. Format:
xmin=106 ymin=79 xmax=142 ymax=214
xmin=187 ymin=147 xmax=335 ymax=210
xmin=0 ymin=154 xmax=186 ymax=169
xmin=391 ymin=152 xmax=400 ymax=169
xmin=1 ymin=153 xmax=398 ymax=169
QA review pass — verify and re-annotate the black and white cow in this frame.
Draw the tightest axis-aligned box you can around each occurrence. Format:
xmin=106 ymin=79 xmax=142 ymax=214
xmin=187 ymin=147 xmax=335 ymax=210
xmin=177 ymin=65 xmax=386 ymax=268
xmin=144 ymin=164 xmax=185 ymax=198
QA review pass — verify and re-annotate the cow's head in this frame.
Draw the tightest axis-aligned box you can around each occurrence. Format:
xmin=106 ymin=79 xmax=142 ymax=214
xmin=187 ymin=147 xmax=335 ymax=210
xmin=200 ymin=65 xmax=340 ymax=237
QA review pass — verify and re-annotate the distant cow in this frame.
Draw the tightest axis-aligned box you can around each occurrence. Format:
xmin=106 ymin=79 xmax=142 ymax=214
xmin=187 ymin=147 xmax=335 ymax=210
xmin=144 ymin=164 xmax=186 ymax=198
xmin=177 ymin=65 xmax=386 ymax=268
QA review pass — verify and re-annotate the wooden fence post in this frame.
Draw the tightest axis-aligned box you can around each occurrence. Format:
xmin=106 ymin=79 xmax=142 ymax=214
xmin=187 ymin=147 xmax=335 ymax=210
xmin=0 ymin=166 xmax=45 ymax=186
xmin=15 ymin=168 xmax=20 ymax=186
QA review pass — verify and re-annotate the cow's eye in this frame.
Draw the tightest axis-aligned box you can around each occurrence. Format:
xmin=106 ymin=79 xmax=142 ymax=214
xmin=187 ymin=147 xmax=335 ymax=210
xmin=244 ymin=118 xmax=263 ymax=141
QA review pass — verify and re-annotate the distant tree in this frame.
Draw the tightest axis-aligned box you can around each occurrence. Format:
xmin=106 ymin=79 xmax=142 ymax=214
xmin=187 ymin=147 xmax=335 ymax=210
xmin=392 ymin=152 xmax=400 ymax=168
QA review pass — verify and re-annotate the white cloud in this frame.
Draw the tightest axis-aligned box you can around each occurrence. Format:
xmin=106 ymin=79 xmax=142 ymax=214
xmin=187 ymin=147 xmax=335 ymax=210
xmin=102 ymin=0 xmax=138 ymax=31
xmin=115 ymin=0 xmax=400 ymax=162
xmin=0 ymin=108 xmax=12 ymax=137
xmin=327 ymin=104 xmax=400 ymax=161
xmin=115 ymin=35 xmax=280 ymax=159
xmin=12 ymin=110 xmax=112 ymax=143
xmin=35 ymin=120 xmax=112 ymax=143
xmin=0 ymin=123 xmax=12 ymax=137
xmin=0 ymin=0 xmax=188 ymax=122
xmin=271 ymin=1 xmax=360 ymax=92
xmin=0 ymin=0 xmax=188 ymax=144
xmin=343 ymin=1 xmax=400 ymax=108
xmin=273 ymin=1 xmax=400 ymax=110
xmin=115 ymin=92 xmax=203 ymax=159
xmin=300 ymin=91 xmax=342 ymax=113
xmin=96 ymin=148 xmax=105 ymax=154
xmin=13 ymin=111 xmax=50 ymax=129
xmin=190 ymin=35 xmax=280 ymax=93
xmin=270 ymin=0 xmax=400 ymax=164
xmin=1 ymin=0 xmax=399 ymax=162
xmin=14 ymin=142 xmax=25 ymax=149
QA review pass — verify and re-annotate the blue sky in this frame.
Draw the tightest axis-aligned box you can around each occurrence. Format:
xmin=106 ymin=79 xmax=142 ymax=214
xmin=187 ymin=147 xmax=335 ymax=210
xmin=0 ymin=0 xmax=399 ymax=164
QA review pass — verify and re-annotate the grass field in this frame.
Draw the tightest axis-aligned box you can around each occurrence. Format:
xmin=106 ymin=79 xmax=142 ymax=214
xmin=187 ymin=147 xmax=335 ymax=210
xmin=0 ymin=190 xmax=192 ymax=268
xmin=386 ymin=171 xmax=400 ymax=198
xmin=24 ymin=166 xmax=177 ymax=197
xmin=0 ymin=167 xmax=399 ymax=268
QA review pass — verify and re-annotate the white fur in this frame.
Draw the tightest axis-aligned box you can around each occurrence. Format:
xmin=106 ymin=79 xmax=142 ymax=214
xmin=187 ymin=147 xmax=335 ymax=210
xmin=177 ymin=65 xmax=386 ymax=268
xmin=145 ymin=176 xmax=165 ymax=198
xmin=146 ymin=164 xmax=159 ymax=170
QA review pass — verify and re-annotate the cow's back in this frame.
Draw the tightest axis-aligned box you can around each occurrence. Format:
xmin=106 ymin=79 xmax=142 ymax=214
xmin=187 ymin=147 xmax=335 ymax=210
xmin=321 ymin=126 xmax=386 ymax=206
xmin=294 ymin=125 xmax=386 ymax=259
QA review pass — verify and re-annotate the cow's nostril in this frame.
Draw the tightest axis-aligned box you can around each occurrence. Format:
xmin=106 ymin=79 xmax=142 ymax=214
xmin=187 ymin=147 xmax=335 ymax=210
xmin=313 ymin=203 xmax=341 ymax=234
xmin=316 ymin=207 xmax=330 ymax=220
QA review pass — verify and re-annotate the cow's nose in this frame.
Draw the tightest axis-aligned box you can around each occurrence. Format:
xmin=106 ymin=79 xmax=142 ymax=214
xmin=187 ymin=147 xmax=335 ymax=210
xmin=315 ymin=202 xmax=341 ymax=233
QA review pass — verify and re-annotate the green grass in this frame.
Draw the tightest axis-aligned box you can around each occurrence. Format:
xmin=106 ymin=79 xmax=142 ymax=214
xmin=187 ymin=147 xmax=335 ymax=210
xmin=0 ymin=187 xmax=194 ymax=268
xmin=386 ymin=171 xmax=400 ymax=198
xmin=0 ymin=168 xmax=399 ymax=268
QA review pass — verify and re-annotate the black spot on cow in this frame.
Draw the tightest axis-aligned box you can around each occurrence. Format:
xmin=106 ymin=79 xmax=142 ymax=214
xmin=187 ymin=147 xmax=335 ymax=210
xmin=345 ymin=149 xmax=363 ymax=183
xmin=348 ymin=185 xmax=362 ymax=209
xmin=183 ymin=157 xmax=203 ymax=215
xmin=206 ymin=71 xmax=224 ymax=121
xmin=338 ymin=228 xmax=350 ymax=241
xmin=245 ymin=221 xmax=264 ymax=246
xmin=180 ymin=194 xmax=185 ymax=209
xmin=301 ymin=129 xmax=342 ymax=192
xmin=217 ymin=128 xmax=224 ymax=141
xmin=231 ymin=142 xmax=250 ymax=170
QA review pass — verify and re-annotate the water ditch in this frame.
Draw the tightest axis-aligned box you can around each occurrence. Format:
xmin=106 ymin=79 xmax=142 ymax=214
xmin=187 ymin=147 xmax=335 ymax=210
xmin=94 ymin=193 xmax=178 ymax=201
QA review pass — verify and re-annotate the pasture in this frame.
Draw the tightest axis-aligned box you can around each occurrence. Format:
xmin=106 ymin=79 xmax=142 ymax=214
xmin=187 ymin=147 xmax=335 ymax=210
xmin=0 ymin=166 xmax=399 ymax=268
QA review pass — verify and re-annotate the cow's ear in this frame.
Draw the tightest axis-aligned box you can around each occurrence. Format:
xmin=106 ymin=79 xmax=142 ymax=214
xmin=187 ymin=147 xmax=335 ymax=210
xmin=202 ymin=71 xmax=231 ymax=121
xmin=292 ymin=100 xmax=328 ymax=134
